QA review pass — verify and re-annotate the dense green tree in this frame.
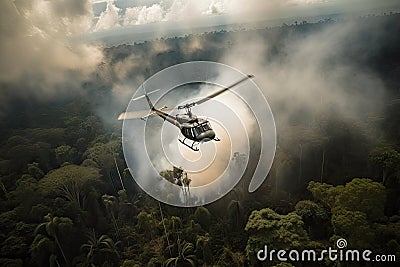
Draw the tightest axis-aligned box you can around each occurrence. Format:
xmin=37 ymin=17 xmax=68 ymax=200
xmin=6 ymin=143 xmax=40 ymax=172
xmin=335 ymin=178 xmax=386 ymax=221
xmin=136 ymin=211 xmax=159 ymax=240
xmin=30 ymin=234 xmax=56 ymax=266
xmin=39 ymin=165 xmax=103 ymax=199
xmin=84 ymin=141 xmax=121 ymax=172
xmin=331 ymin=206 xmax=374 ymax=249
xmin=25 ymin=128 xmax=66 ymax=147
xmin=294 ymin=200 xmax=328 ymax=220
xmin=195 ymin=233 xmax=212 ymax=265
xmin=306 ymin=179 xmax=391 ymax=251
xmin=34 ymin=214 xmax=73 ymax=265
xmin=245 ymin=208 xmax=309 ymax=265
xmin=164 ymin=240 xmax=196 ymax=267
xmin=27 ymin=162 xmax=45 ymax=180
xmin=84 ymin=140 xmax=123 ymax=191
xmin=307 ymin=181 xmax=341 ymax=208
xmin=370 ymin=146 xmax=400 ymax=184
xmin=31 ymin=142 xmax=54 ymax=171
xmin=294 ymin=200 xmax=329 ymax=238
xmin=55 ymin=145 xmax=78 ymax=165
xmin=194 ymin=206 xmax=211 ymax=231
xmin=215 ymin=247 xmax=245 ymax=267
xmin=9 ymin=175 xmax=40 ymax=221
xmin=309 ymin=179 xmax=386 ymax=222
xmin=0 ymin=235 xmax=29 ymax=259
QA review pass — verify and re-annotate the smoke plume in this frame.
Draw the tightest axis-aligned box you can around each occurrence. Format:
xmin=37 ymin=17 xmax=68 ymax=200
xmin=0 ymin=0 xmax=103 ymax=113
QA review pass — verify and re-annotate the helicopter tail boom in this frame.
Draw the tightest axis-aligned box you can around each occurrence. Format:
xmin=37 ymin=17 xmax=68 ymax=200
xmin=145 ymin=94 xmax=155 ymax=110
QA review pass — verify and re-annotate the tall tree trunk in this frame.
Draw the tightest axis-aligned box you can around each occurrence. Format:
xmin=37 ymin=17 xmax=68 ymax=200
xmin=110 ymin=211 xmax=120 ymax=238
xmin=54 ymin=235 xmax=68 ymax=266
xmin=383 ymin=169 xmax=387 ymax=185
xmin=114 ymin=156 xmax=125 ymax=191
xmin=159 ymin=202 xmax=172 ymax=256
xmin=298 ymin=144 xmax=303 ymax=186
xmin=320 ymin=149 xmax=325 ymax=183
xmin=275 ymin=167 xmax=278 ymax=194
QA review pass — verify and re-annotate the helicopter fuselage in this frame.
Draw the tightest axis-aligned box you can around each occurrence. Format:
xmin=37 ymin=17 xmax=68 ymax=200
xmin=128 ymin=74 xmax=254 ymax=151
xmin=152 ymin=107 xmax=216 ymax=143
xmin=179 ymin=117 xmax=216 ymax=142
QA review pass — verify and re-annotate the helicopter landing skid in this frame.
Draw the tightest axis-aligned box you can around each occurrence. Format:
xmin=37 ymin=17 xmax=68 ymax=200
xmin=178 ymin=138 xmax=199 ymax=151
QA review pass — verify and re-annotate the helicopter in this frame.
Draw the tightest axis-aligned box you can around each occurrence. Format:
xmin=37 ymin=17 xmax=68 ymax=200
xmin=118 ymin=74 xmax=254 ymax=151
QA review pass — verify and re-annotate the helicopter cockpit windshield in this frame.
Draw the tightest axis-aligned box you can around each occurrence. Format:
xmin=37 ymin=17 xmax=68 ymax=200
xmin=183 ymin=122 xmax=212 ymax=139
xmin=195 ymin=122 xmax=211 ymax=134
xmin=201 ymin=123 xmax=211 ymax=131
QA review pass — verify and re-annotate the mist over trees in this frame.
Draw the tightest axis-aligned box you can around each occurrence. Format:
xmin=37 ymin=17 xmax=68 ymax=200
xmin=0 ymin=13 xmax=400 ymax=266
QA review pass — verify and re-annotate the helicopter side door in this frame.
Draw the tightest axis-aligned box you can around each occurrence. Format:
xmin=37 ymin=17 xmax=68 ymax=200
xmin=181 ymin=127 xmax=196 ymax=141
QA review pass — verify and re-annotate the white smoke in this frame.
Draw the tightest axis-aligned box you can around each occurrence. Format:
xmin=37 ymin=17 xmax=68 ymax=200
xmin=204 ymin=16 xmax=390 ymax=194
xmin=0 ymin=0 xmax=103 ymax=106
xmin=98 ymin=1 xmax=398 ymax=199
xmin=113 ymin=15 xmax=391 ymax=199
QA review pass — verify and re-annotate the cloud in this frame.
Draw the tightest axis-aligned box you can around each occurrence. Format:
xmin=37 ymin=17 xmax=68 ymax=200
xmin=163 ymin=0 xmax=206 ymax=21
xmin=95 ymin=0 xmax=121 ymax=31
xmin=0 ymin=0 xmax=103 ymax=110
xmin=91 ymin=0 xmax=400 ymax=33
xmin=203 ymin=0 xmax=227 ymax=15
xmin=96 ymin=0 xmax=218 ymax=29
xmin=124 ymin=4 xmax=164 ymax=25
xmin=104 ymin=0 xmax=331 ymax=29
xmin=122 ymin=0 xmax=203 ymax=26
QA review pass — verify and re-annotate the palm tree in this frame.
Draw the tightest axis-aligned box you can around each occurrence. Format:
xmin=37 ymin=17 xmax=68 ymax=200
xmin=137 ymin=211 xmax=158 ymax=240
xmin=102 ymin=194 xmax=120 ymax=237
xmin=49 ymin=254 xmax=61 ymax=267
xmin=170 ymin=216 xmax=183 ymax=239
xmin=35 ymin=214 xmax=72 ymax=265
xmin=195 ymin=234 xmax=212 ymax=265
xmin=80 ymin=229 xmax=118 ymax=264
xmin=164 ymin=240 xmax=196 ymax=267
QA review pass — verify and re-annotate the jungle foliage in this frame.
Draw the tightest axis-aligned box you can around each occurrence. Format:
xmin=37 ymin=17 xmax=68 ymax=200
xmin=0 ymin=14 xmax=400 ymax=267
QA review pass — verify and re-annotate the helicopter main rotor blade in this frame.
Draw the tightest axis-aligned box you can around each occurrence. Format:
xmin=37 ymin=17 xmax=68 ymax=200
xmin=194 ymin=74 xmax=254 ymax=106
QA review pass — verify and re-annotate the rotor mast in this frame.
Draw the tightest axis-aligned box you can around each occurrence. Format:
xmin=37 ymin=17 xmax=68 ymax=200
xmin=178 ymin=102 xmax=196 ymax=118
